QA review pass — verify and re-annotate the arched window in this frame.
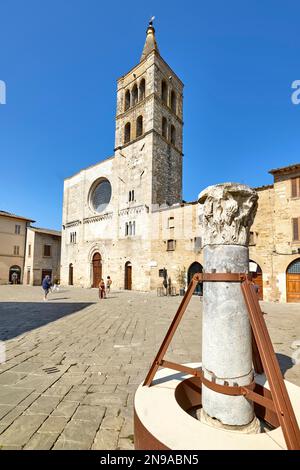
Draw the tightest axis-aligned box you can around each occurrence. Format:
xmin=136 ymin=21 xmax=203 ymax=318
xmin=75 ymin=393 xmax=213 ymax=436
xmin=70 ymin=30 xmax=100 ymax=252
xmin=170 ymin=125 xmax=176 ymax=145
xmin=129 ymin=222 xmax=132 ymax=236
xmin=139 ymin=78 xmax=145 ymax=101
xmin=162 ymin=117 xmax=167 ymax=138
xmin=170 ymin=90 xmax=177 ymax=113
xmin=161 ymin=80 xmax=168 ymax=104
xmin=124 ymin=90 xmax=130 ymax=111
xmin=124 ymin=122 xmax=131 ymax=144
xmin=125 ymin=223 xmax=128 ymax=236
xmin=132 ymin=221 xmax=136 ymax=236
xmin=132 ymin=84 xmax=138 ymax=106
xmin=136 ymin=116 xmax=143 ymax=137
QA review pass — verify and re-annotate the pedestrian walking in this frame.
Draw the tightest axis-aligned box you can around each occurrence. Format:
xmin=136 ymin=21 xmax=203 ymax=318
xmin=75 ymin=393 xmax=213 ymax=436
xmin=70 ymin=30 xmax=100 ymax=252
xmin=99 ymin=278 xmax=106 ymax=299
xmin=106 ymin=276 xmax=112 ymax=295
xmin=42 ymin=275 xmax=51 ymax=301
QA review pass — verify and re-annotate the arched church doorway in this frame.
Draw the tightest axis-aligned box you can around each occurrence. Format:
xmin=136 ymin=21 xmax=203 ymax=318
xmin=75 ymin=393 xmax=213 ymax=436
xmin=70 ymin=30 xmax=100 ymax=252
xmin=92 ymin=253 xmax=102 ymax=288
xmin=69 ymin=264 xmax=73 ymax=285
xmin=9 ymin=265 xmax=21 ymax=284
xmin=249 ymin=260 xmax=263 ymax=300
xmin=286 ymin=258 xmax=300 ymax=303
xmin=125 ymin=262 xmax=132 ymax=290
xmin=187 ymin=262 xmax=203 ymax=295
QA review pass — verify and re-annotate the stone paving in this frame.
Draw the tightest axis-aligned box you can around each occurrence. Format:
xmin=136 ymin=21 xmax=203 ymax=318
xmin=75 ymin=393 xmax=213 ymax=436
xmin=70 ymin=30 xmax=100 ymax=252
xmin=0 ymin=285 xmax=299 ymax=450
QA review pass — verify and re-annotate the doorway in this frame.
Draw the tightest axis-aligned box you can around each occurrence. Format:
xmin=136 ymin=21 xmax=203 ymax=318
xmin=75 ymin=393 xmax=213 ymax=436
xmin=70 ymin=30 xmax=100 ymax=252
xmin=42 ymin=270 xmax=52 ymax=284
xmin=9 ymin=265 xmax=21 ymax=284
xmin=92 ymin=253 xmax=102 ymax=288
xmin=69 ymin=264 xmax=73 ymax=286
xmin=249 ymin=260 xmax=263 ymax=300
xmin=187 ymin=262 xmax=203 ymax=295
xmin=27 ymin=269 xmax=31 ymax=285
xmin=286 ymin=258 xmax=300 ymax=303
xmin=125 ymin=262 xmax=132 ymax=290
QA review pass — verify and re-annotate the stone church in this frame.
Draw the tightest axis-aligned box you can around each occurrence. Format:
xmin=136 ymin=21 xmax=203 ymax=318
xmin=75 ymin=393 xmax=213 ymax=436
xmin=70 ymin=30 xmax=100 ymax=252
xmin=61 ymin=23 xmax=300 ymax=303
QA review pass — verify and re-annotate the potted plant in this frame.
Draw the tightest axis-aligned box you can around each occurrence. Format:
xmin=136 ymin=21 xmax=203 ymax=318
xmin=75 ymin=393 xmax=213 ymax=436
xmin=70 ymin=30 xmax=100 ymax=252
xmin=176 ymin=266 xmax=186 ymax=296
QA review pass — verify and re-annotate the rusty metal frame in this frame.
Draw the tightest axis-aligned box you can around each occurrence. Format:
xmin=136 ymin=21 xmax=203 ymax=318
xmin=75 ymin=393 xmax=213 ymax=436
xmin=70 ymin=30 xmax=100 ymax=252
xmin=143 ymin=272 xmax=300 ymax=450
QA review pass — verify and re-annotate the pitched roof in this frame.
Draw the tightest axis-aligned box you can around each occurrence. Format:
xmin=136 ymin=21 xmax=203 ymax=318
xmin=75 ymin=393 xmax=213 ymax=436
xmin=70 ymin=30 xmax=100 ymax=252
xmin=269 ymin=163 xmax=300 ymax=175
xmin=0 ymin=210 xmax=35 ymax=222
xmin=28 ymin=226 xmax=61 ymax=237
xmin=140 ymin=22 xmax=159 ymax=62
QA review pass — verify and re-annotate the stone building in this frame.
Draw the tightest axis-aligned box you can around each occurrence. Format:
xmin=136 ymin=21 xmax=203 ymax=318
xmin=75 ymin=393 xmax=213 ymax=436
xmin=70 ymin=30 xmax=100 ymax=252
xmin=0 ymin=210 xmax=34 ymax=284
xmin=61 ymin=23 xmax=300 ymax=302
xmin=24 ymin=227 xmax=61 ymax=285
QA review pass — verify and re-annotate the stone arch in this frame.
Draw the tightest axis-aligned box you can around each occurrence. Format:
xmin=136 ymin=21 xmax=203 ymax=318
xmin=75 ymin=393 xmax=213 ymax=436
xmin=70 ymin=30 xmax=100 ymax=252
xmin=187 ymin=262 xmax=203 ymax=295
xmin=286 ymin=258 xmax=300 ymax=303
xmin=170 ymin=90 xmax=177 ymax=113
xmin=9 ymin=265 xmax=21 ymax=284
xmin=124 ymin=122 xmax=131 ymax=144
xmin=136 ymin=115 xmax=143 ymax=138
xmin=125 ymin=261 xmax=132 ymax=290
xmin=124 ymin=89 xmax=130 ymax=111
xmin=131 ymin=84 xmax=138 ymax=106
xmin=249 ymin=259 xmax=263 ymax=300
xmin=139 ymin=78 xmax=145 ymax=101
xmin=161 ymin=80 xmax=168 ymax=104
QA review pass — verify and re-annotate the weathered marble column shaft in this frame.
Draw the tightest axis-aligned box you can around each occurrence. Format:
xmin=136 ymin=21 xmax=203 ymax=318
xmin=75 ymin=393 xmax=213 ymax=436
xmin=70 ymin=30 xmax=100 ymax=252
xmin=198 ymin=183 xmax=258 ymax=428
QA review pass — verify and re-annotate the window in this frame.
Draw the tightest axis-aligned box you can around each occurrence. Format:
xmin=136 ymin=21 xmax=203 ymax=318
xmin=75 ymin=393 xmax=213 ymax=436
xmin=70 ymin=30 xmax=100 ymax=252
xmin=170 ymin=125 xmax=176 ymax=145
xmin=161 ymin=80 xmax=168 ymax=104
xmin=124 ymin=89 xmax=130 ymax=111
xmin=125 ymin=221 xmax=135 ymax=236
xmin=293 ymin=217 xmax=300 ymax=241
xmin=291 ymin=177 xmax=300 ymax=198
xmin=170 ymin=90 xmax=177 ymax=113
xmin=70 ymin=232 xmax=77 ymax=244
xmin=136 ymin=115 xmax=143 ymax=137
xmin=124 ymin=122 xmax=131 ymax=144
xmin=44 ymin=245 xmax=51 ymax=257
xmin=129 ymin=190 xmax=135 ymax=202
xmin=168 ymin=217 xmax=174 ymax=228
xmin=91 ymin=178 xmax=112 ymax=213
xmin=132 ymin=84 xmax=138 ymax=106
xmin=28 ymin=244 xmax=31 ymax=257
xmin=167 ymin=239 xmax=175 ymax=251
xmin=139 ymin=78 xmax=145 ymax=101
xmin=15 ymin=224 xmax=21 ymax=234
xmin=13 ymin=246 xmax=20 ymax=255
xmin=162 ymin=117 xmax=167 ymax=138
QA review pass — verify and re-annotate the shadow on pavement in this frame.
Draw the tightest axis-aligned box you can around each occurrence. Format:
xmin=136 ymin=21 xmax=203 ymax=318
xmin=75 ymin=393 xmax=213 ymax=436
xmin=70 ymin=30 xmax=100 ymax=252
xmin=276 ymin=353 xmax=294 ymax=376
xmin=0 ymin=302 xmax=95 ymax=341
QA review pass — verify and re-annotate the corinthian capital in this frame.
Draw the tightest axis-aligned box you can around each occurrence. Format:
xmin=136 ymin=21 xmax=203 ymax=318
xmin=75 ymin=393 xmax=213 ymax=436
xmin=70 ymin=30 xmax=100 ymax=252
xmin=198 ymin=183 xmax=258 ymax=246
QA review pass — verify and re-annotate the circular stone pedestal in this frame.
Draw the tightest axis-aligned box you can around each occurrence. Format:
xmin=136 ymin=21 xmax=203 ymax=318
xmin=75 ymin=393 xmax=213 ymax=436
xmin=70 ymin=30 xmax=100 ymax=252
xmin=134 ymin=363 xmax=300 ymax=450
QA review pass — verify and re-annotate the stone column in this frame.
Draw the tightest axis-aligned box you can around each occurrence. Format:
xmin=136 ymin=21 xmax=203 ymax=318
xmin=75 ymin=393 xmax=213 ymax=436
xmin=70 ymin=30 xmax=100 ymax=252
xmin=198 ymin=183 xmax=260 ymax=431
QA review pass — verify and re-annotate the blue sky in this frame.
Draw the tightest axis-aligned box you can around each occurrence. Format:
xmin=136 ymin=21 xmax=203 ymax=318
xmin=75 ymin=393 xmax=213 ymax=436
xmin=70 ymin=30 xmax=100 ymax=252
xmin=0 ymin=0 xmax=299 ymax=230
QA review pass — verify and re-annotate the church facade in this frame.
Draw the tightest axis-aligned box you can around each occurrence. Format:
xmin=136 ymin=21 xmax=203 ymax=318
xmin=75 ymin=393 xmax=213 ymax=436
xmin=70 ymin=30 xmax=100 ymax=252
xmin=61 ymin=24 xmax=300 ymax=302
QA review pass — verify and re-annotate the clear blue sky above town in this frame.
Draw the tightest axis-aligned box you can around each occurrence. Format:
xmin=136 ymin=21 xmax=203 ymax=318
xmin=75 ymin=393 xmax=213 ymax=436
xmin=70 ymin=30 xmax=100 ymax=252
xmin=0 ymin=0 xmax=299 ymax=230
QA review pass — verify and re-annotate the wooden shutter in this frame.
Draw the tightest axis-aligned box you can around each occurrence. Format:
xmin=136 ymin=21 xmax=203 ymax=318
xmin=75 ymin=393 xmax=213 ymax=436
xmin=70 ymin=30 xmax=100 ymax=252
xmin=293 ymin=218 xmax=300 ymax=241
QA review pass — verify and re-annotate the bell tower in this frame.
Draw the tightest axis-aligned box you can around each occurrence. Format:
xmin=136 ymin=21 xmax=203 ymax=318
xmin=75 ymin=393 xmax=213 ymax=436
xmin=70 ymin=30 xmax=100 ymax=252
xmin=114 ymin=21 xmax=184 ymax=207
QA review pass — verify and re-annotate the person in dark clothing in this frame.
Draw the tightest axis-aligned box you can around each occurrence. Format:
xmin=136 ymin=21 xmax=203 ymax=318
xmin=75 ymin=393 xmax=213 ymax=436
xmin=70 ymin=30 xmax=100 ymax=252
xmin=42 ymin=275 xmax=51 ymax=301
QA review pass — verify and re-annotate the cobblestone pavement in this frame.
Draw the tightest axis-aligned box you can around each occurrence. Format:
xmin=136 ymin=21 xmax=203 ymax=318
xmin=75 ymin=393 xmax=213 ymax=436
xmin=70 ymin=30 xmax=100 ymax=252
xmin=0 ymin=285 xmax=299 ymax=450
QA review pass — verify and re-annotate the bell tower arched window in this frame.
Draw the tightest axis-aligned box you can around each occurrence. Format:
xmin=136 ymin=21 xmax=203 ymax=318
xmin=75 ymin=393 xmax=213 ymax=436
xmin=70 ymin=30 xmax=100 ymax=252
xmin=136 ymin=116 xmax=143 ymax=138
xmin=124 ymin=122 xmax=131 ymax=144
xmin=132 ymin=84 xmax=138 ymax=106
xmin=139 ymin=78 xmax=145 ymax=101
xmin=162 ymin=117 xmax=167 ymax=138
xmin=124 ymin=90 xmax=130 ymax=111
xmin=161 ymin=80 xmax=168 ymax=104
xmin=170 ymin=90 xmax=177 ymax=113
